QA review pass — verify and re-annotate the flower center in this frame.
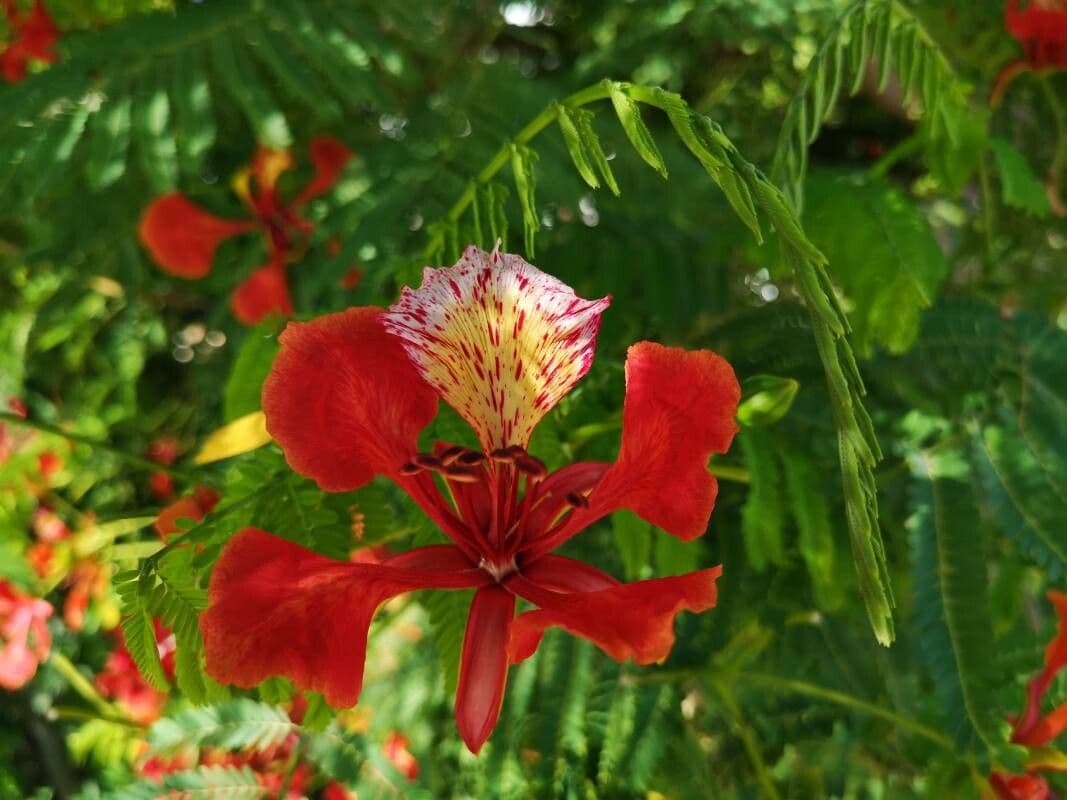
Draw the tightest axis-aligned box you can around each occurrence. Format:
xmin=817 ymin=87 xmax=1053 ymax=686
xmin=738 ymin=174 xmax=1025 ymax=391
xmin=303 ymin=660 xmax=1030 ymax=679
xmin=400 ymin=444 xmax=563 ymax=578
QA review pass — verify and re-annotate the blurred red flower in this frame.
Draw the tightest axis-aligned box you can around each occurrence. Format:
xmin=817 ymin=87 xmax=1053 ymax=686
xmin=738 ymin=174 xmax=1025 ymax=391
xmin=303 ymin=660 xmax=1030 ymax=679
xmin=155 ymin=485 xmax=220 ymax=543
xmin=383 ymin=731 xmax=419 ymax=780
xmin=993 ymin=0 xmax=1067 ymax=104
xmin=0 ymin=0 xmax=58 ymax=83
xmin=0 ymin=580 xmax=52 ymax=690
xmin=989 ymin=590 xmax=1067 ymax=798
xmin=146 ymin=436 xmax=182 ymax=502
xmin=63 ymin=559 xmax=107 ymax=632
xmin=201 ymin=246 xmax=739 ymax=753
xmin=138 ymin=138 xmax=353 ymax=325
xmin=95 ymin=621 xmax=176 ymax=724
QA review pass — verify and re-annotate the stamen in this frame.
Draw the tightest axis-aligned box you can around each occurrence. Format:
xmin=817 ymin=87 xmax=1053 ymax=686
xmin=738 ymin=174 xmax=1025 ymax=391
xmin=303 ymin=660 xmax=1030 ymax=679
xmin=439 ymin=445 xmax=466 ymax=465
xmin=399 ymin=462 xmax=422 ymax=476
xmin=444 ymin=465 xmax=482 ymax=483
xmin=489 ymin=448 xmax=515 ymax=464
xmin=565 ymin=491 xmax=590 ymax=509
xmin=457 ymin=450 xmax=486 ymax=466
xmin=514 ymin=454 xmax=547 ymax=480
xmin=414 ymin=453 xmax=443 ymax=470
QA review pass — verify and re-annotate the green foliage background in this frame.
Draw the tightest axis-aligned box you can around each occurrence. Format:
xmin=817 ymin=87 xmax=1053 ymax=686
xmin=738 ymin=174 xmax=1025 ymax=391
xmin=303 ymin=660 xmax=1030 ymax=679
xmin=1 ymin=0 xmax=1065 ymax=797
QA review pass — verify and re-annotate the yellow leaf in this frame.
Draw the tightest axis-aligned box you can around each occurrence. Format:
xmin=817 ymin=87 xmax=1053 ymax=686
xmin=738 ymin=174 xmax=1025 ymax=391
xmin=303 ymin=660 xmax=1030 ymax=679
xmin=194 ymin=411 xmax=272 ymax=464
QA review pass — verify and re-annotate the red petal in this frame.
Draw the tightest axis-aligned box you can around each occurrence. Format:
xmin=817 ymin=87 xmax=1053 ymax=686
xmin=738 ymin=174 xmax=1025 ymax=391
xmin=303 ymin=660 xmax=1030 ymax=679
xmin=1014 ymin=591 xmax=1067 ymax=745
xmin=154 ymin=486 xmax=220 ymax=542
xmin=263 ymin=307 xmax=439 ymax=491
xmin=506 ymin=567 xmax=722 ymax=665
xmin=989 ymin=773 xmax=1051 ymax=800
xmin=201 ymin=529 xmax=487 ymax=708
xmin=231 ymin=261 xmax=294 ymax=326
xmin=19 ymin=1 xmax=58 ymax=61
xmin=293 ymin=136 xmax=353 ymax=206
xmin=520 ymin=554 xmax=619 ymax=593
xmin=530 ymin=342 xmax=738 ymax=558
xmin=138 ymin=194 xmax=256 ymax=278
xmin=455 ymin=585 xmax=514 ymax=754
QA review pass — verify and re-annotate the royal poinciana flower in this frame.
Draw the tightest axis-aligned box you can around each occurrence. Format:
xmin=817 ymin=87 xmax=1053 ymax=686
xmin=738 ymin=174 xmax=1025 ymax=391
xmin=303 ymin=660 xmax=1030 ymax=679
xmin=146 ymin=435 xmax=182 ymax=502
xmin=0 ymin=580 xmax=52 ymax=690
xmin=200 ymin=246 xmax=740 ymax=753
xmin=0 ymin=0 xmax=58 ymax=83
xmin=96 ymin=621 xmax=176 ymax=724
xmin=993 ymin=0 xmax=1067 ymax=104
xmin=383 ymin=732 xmax=419 ymax=781
xmin=139 ymin=137 xmax=352 ymax=325
xmin=990 ymin=591 xmax=1067 ymax=799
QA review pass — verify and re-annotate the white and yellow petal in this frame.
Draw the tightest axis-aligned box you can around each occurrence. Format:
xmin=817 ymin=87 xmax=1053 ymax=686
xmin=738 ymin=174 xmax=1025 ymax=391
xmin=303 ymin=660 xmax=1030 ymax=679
xmin=382 ymin=246 xmax=610 ymax=450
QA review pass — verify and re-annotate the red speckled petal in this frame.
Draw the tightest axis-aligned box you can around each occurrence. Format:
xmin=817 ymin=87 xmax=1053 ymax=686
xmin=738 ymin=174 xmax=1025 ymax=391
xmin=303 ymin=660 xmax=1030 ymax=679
xmin=382 ymin=246 xmax=610 ymax=451
xmin=201 ymin=529 xmax=487 ymax=708
xmin=138 ymin=194 xmax=256 ymax=278
xmin=455 ymin=585 xmax=514 ymax=754
xmin=231 ymin=260 xmax=294 ymax=326
xmin=506 ymin=567 xmax=722 ymax=665
xmin=262 ymin=307 xmax=439 ymax=492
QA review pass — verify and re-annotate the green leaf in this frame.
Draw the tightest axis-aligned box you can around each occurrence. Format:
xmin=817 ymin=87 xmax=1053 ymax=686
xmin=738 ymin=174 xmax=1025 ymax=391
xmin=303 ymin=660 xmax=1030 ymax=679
xmin=611 ymin=510 xmax=652 ymax=581
xmin=224 ymin=319 xmax=283 ymax=422
xmin=115 ymin=571 xmax=170 ymax=692
xmin=782 ymin=446 xmax=843 ymax=610
xmin=737 ymin=374 xmax=800 ymax=427
xmin=85 ymin=91 xmax=132 ymax=190
xmin=570 ymin=107 xmax=620 ymax=195
xmin=608 ymin=82 xmax=667 ymax=179
xmin=738 ymin=428 xmax=785 ymax=572
xmin=510 ymin=143 xmax=540 ymax=258
xmin=909 ymin=458 xmax=1018 ymax=764
xmin=990 ymin=136 xmax=1051 ymax=217
xmin=421 ymin=589 xmax=474 ymax=696
xmin=150 ymin=699 xmax=292 ymax=754
xmin=803 ymin=171 xmax=948 ymax=356
xmin=555 ymin=103 xmax=600 ymax=190
xmin=134 ymin=85 xmax=179 ymax=193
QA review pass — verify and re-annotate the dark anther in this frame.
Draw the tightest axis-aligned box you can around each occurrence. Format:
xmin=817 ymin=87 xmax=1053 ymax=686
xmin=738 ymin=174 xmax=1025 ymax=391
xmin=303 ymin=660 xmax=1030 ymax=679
xmin=457 ymin=450 xmax=486 ymax=466
xmin=399 ymin=462 xmax=422 ymax=476
xmin=439 ymin=445 xmax=466 ymax=465
xmin=505 ymin=444 xmax=527 ymax=458
xmin=565 ymin=491 xmax=590 ymax=509
xmin=514 ymin=454 xmax=547 ymax=480
xmin=444 ymin=465 xmax=482 ymax=483
xmin=414 ymin=453 xmax=443 ymax=470
xmin=490 ymin=447 xmax=515 ymax=463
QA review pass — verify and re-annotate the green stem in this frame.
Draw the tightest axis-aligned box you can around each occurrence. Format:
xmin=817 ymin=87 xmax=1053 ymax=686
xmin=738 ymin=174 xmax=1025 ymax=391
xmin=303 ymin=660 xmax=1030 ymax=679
xmin=50 ymin=652 xmax=140 ymax=727
xmin=50 ymin=705 xmax=146 ymax=730
xmin=710 ymin=463 xmax=751 ymax=483
xmin=638 ymin=667 xmax=952 ymax=751
xmin=709 ymin=678 xmax=782 ymax=800
xmin=422 ymin=80 xmax=614 ymax=259
xmin=741 ymin=671 xmax=953 ymax=750
xmin=978 ymin=156 xmax=997 ymax=260
xmin=867 ymin=133 xmax=923 ymax=180
xmin=0 ymin=412 xmax=207 ymax=485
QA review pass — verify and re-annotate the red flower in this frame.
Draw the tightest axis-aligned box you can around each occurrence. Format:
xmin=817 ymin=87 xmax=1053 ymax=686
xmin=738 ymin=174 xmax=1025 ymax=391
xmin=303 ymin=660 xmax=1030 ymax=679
xmin=383 ymin=732 xmax=419 ymax=781
xmin=96 ymin=621 xmax=176 ymax=724
xmin=37 ymin=449 xmax=61 ymax=478
xmin=32 ymin=505 xmax=69 ymax=543
xmin=63 ymin=559 xmax=107 ymax=632
xmin=146 ymin=436 xmax=182 ymax=501
xmin=200 ymin=246 xmax=740 ymax=753
xmin=989 ymin=591 xmax=1067 ymax=797
xmin=0 ymin=580 xmax=52 ymax=690
xmin=138 ymin=138 xmax=353 ymax=325
xmin=155 ymin=485 xmax=221 ymax=542
xmin=0 ymin=0 xmax=58 ymax=83
xmin=323 ymin=782 xmax=357 ymax=800
xmin=993 ymin=0 xmax=1067 ymax=104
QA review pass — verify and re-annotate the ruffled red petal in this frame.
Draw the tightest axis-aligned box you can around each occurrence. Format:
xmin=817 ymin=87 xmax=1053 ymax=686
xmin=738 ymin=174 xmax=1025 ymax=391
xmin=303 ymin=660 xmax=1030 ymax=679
xmin=506 ymin=566 xmax=722 ymax=665
xmin=534 ymin=343 xmax=738 ymax=556
xmin=455 ymin=585 xmax=514 ymax=754
xmin=138 ymin=194 xmax=256 ymax=279
xmin=231 ymin=260 xmax=294 ymax=326
xmin=201 ymin=529 xmax=488 ymax=708
xmin=263 ymin=307 xmax=439 ymax=491
xmin=293 ymin=136 xmax=353 ymax=206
